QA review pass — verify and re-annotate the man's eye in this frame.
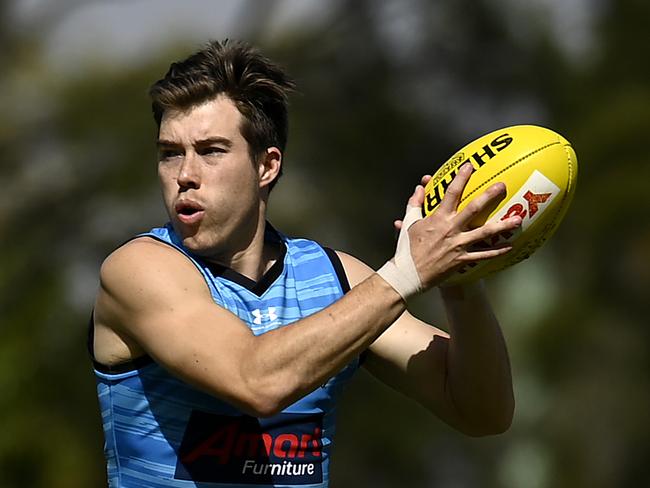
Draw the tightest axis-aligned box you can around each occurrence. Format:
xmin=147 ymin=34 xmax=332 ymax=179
xmin=159 ymin=150 xmax=182 ymax=160
xmin=200 ymin=147 xmax=226 ymax=156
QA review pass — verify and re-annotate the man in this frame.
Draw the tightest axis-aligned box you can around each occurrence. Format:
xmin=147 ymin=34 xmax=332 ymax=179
xmin=90 ymin=40 xmax=521 ymax=487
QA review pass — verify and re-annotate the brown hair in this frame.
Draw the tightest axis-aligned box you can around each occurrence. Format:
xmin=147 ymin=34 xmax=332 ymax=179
xmin=149 ymin=40 xmax=296 ymax=189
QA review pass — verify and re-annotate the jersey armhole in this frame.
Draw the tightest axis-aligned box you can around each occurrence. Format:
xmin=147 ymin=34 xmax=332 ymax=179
xmin=322 ymin=247 xmax=351 ymax=293
xmin=87 ymin=311 xmax=154 ymax=374
xmin=322 ymin=247 xmax=368 ymax=365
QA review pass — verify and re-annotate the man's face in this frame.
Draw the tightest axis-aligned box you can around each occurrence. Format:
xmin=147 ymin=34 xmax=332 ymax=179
xmin=157 ymin=95 xmax=262 ymax=260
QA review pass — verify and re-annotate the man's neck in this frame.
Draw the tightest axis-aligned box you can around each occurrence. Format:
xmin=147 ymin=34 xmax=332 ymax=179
xmin=227 ymin=225 xmax=282 ymax=282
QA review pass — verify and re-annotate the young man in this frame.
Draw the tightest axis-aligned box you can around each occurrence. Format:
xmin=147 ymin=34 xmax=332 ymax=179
xmin=90 ymin=40 xmax=521 ymax=487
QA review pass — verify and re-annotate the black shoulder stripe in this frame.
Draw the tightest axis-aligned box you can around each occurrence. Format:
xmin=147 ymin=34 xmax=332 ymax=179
xmin=322 ymin=247 xmax=369 ymax=365
xmin=323 ymin=247 xmax=351 ymax=293
xmin=87 ymin=311 xmax=95 ymax=359
xmin=92 ymin=354 xmax=154 ymax=374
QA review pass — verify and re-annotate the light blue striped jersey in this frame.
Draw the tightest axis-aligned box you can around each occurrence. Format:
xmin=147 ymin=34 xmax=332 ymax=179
xmin=92 ymin=224 xmax=359 ymax=488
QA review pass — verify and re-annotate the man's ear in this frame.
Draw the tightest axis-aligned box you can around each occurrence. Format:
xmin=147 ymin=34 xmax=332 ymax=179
xmin=258 ymin=147 xmax=282 ymax=189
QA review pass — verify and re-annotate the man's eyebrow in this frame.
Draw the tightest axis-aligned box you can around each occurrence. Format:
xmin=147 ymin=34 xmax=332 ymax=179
xmin=156 ymin=139 xmax=179 ymax=148
xmin=195 ymin=137 xmax=233 ymax=148
xmin=156 ymin=137 xmax=233 ymax=148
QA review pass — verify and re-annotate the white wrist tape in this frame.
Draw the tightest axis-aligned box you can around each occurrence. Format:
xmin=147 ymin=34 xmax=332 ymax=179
xmin=377 ymin=204 xmax=423 ymax=300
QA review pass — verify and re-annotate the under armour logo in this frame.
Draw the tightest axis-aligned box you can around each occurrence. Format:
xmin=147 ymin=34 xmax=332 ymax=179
xmin=251 ymin=307 xmax=278 ymax=325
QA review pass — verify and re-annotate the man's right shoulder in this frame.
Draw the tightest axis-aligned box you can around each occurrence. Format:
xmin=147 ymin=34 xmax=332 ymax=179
xmin=102 ymin=236 xmax=175 ymax=270
xmin=96 ymin=236 xmax=214 ymax=340
xmin=99 ymin=236 xmax=206 ymax=303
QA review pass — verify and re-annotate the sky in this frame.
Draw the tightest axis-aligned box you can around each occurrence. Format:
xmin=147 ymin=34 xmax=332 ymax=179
xmin=9 ymin=0 xmax=601 ymax=73
xmin=10 ymin=0 xmax=336 ymax=72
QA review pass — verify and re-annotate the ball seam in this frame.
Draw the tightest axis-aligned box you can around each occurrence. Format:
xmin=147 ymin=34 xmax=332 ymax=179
xmin=459 ymin=141 xmax=561 ymax=205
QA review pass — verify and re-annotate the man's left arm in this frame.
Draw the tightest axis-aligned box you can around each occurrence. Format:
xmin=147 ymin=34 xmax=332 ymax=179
xmin=337 ymin=251 xmax=514 ymax=437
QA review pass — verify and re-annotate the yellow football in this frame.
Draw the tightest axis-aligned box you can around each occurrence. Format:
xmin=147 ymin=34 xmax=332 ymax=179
xmin=423 ymin=125 xmax=578 ymax=285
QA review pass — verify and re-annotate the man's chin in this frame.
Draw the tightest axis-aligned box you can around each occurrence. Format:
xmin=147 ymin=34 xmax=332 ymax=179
xmin=180 ymin=235 xmax=208 ymax=255
xmin=178 ymin=232 xmax=219 ymax=259
xmin=172 ymin=223 xmax=204 ymax=252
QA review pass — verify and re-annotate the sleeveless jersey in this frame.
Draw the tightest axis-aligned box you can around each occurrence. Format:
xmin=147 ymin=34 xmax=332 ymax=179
xmin=92 ymin=224 xmax=359 ymax=488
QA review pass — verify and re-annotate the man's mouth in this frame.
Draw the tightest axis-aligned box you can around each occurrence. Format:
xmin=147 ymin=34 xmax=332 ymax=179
xmin=175 ymin=200 xmax=205 ymax=225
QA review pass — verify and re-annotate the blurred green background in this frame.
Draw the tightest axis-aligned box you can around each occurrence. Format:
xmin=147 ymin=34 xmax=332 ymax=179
xmin=1 ymin=0 xmax=649 ymax=487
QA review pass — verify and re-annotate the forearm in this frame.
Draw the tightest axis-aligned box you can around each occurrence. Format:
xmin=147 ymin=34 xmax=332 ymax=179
xmin=240 ymin=272 xmax=405 ymax=415
xmin=441 ymin=281 xmax=514 ymax=435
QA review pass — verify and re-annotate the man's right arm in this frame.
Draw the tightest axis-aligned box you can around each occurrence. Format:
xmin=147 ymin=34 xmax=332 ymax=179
xmin=94 ymin=237 xmax=406 ymax=417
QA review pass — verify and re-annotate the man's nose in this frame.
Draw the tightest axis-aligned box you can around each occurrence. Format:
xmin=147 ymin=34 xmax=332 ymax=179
xmin=177 ymin=153 xmax=201 ymax=190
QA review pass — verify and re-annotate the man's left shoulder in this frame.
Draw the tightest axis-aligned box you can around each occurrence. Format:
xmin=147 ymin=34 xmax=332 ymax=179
xmin=326 ymin=250 xmax=375 ymax=288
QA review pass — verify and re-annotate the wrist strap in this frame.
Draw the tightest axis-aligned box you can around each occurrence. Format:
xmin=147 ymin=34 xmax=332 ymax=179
xmin=377 ymin=204 xmax=423 ymax=300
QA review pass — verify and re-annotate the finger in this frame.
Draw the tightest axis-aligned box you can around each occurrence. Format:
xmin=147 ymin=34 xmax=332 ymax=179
xmin=460 ymin=215 xmax=522 ymax=246
xmin=438 ymin=163 xmax=474 ymax=214
xmin=407 ymin=184 xmax=425 ymax=207
xmin=420 ymin=174 xmax=432 ymax=186
xmin=393 ymin=220 xmax=402 ymax=240
xmin=455 ymin=181 xmax=507 ymax=228
xmin=463 ymin=244 xmax=513 ymax=262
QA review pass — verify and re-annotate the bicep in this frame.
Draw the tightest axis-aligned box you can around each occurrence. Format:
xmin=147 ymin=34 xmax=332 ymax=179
xmin=96 ymin=239 xmax=255 ymax=407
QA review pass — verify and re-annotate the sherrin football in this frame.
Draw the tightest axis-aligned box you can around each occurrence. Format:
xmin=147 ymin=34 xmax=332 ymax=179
xmin=423 ymin=125 xmax=577 ymax=285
